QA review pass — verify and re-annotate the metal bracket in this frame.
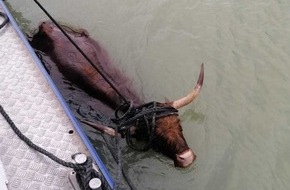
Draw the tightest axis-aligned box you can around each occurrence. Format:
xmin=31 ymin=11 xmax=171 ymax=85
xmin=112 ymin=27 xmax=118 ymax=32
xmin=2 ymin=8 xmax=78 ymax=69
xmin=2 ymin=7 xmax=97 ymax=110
xmin=68 ymin=169 xmax=102 ymax=190
xmin=68 ymin=170 xmax=81 ymax=190
xmin=68 ymin=157 xmax=102 ymax=190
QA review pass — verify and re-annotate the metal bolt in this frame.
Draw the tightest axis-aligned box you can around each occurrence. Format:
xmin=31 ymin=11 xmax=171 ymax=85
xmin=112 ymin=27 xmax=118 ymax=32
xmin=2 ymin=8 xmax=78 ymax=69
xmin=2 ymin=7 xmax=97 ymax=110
xmin=89 ymin=178 xmax=102 ymax=189
xmin=73 ymin=153 xmax=87 ymax=164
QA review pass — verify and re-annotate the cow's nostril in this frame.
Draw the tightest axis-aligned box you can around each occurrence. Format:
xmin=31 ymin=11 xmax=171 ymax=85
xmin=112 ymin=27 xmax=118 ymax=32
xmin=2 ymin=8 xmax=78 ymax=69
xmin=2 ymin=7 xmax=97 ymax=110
xmin=175 ymin=149 xmax=195 ymax=168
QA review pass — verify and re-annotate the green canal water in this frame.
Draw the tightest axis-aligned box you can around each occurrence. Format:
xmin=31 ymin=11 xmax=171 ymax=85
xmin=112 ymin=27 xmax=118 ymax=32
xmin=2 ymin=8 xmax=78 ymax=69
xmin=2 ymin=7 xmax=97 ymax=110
xmin=6 ymin=0 xmax=290 ymax=189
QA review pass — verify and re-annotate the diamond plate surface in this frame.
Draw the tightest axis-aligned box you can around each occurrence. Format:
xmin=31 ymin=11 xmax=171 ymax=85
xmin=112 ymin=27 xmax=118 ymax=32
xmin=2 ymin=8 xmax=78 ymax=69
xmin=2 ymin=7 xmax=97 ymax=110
xmin=0 ymin=11 xmax=90 ymax=190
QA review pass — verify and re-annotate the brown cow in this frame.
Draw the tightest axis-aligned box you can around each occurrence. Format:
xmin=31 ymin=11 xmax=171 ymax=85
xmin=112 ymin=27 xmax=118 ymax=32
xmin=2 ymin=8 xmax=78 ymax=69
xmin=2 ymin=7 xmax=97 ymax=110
xmin=82 ymin=64 xmax=204 ymax=168
xmin=30 ymin=21 xmax=204 ymax=168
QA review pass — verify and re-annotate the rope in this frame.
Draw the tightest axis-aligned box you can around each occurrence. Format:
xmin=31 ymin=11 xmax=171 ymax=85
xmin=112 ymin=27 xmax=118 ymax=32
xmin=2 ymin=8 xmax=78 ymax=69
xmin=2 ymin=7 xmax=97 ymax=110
xmin=0 ymin=11 xmax=9 ymax=29
xmin=33 ymin=0 xmax=130 ymax=106
xmin=114 ymin=124 xmax=122 ymax=190
xmin=113 ymin=101 xmax=178 ymax=151
xmin=0 ymin=105 xmax=109 ymax=190
xmin=100 ymin=131 xmax=136 ymax=190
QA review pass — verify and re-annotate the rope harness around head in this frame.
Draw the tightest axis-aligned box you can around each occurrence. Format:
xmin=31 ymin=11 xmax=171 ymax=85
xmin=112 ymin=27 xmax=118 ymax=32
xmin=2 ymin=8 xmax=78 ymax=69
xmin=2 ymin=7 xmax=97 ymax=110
xmin=113 ymin=101 xmax=178 ymax=151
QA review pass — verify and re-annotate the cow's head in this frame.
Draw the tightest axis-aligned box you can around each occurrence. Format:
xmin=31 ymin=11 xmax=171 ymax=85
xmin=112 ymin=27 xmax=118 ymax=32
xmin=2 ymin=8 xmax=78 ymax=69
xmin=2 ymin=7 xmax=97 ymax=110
xmin=152 ymin=111 xmax=196 ymax=168
xmin=81 ymin=64 xmax=204 ymax=168
xmin=152 ymin=64 xmax=204 ymax=167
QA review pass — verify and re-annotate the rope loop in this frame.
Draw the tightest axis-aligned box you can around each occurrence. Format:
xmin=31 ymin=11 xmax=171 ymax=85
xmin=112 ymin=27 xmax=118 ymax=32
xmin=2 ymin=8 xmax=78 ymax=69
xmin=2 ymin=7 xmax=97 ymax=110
xmin=114 ymin=101 xmax=135 ymax=121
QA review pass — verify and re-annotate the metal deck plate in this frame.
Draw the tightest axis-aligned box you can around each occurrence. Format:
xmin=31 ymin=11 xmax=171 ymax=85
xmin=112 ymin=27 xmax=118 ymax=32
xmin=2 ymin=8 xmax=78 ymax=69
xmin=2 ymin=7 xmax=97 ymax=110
xmin=0 ymin=160 xmax=8 ymax=190
xmin=0 ymin=9 xmax=92 ymax=190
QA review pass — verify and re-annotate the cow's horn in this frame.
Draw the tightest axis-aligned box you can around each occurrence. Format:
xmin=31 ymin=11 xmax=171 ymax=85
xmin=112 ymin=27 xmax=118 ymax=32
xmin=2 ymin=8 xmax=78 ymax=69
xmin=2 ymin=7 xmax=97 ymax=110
xmin=172 ymin=63 xmax=204 ymax=109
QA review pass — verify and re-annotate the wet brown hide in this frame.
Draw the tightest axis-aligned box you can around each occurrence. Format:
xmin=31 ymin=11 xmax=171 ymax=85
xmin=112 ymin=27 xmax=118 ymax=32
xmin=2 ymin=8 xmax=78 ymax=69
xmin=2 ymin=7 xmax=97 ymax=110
xmin=153 ymin=104 xmax=191 ymax=159
xmin=30 ymin=21 xmax=140 ymax=108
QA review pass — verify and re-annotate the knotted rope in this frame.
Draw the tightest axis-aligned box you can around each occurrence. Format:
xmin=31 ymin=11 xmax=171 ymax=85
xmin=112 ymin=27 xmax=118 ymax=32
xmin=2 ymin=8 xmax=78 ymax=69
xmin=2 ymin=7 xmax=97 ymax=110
xmin=113 ymin=101 xmax=178 ymax=151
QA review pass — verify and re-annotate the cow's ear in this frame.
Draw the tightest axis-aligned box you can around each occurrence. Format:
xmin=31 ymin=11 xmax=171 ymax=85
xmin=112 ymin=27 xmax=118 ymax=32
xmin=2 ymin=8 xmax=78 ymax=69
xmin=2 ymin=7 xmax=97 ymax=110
xmin=80 ymin=119 xmax=116 ymax=137
xmin=164 ymin=97 xmax=170 ymax=103
xmin=81 ymin=30 xmax=89 ymax=37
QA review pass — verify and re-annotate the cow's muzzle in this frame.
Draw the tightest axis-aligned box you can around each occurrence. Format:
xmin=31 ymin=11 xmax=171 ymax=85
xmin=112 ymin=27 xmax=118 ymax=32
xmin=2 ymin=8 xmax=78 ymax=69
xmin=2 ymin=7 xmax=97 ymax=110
xmin=175 ymin=149 xmax=196 ymax=168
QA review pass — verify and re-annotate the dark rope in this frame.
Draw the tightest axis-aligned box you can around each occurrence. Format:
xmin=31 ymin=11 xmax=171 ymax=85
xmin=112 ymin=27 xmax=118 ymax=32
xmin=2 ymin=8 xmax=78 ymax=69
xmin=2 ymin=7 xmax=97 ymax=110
xmin=0 ymin=11 xmax=9 ymax=29
xmin=99 ymin=130 xmax=136 ymax=190
xmin=114 ymin=124 xmax=122 ymax=190
xmin=33 ymin=0 xmax=130 ymax=106
xmin=113 ymin=101 xmax=178 ymax=151
xmin=0 ymin=105 xmax=109 ymax=190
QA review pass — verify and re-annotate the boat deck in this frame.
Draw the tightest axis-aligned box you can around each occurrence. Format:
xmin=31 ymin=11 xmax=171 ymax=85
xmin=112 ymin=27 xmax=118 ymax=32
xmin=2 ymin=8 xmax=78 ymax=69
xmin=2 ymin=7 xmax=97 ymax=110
xmin=0 ymin=5 xmax=109 ymax=190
